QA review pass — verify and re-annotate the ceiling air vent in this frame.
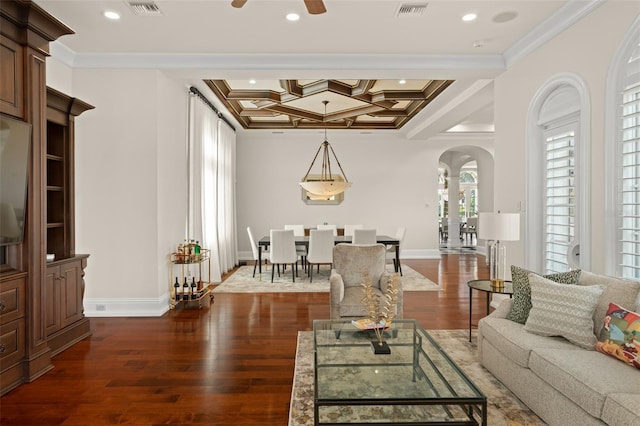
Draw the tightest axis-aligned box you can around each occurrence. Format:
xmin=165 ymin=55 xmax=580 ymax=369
xmin=396 ymin=3 xmax=428 ymax=17
xmin=127 ymin=1 xmax=163 ymax=16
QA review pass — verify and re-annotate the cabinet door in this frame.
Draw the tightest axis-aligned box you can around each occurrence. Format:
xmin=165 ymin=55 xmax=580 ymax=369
xmin=44 ymin=266 xmax=61 ymax=336
xmin=0 ymin=36 xmax=24 ymax=118
xmin=60 ymin=261 xmax=83 ymax=328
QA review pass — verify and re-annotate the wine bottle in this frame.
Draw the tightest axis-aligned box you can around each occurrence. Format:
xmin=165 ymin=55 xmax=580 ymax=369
xmin=191 ymin=277 xmax=197 ymax=299
xmin=183 ymin=277 xmax=189 ymax=300
xmin=174 ymin=277 xmax=180 ymax=300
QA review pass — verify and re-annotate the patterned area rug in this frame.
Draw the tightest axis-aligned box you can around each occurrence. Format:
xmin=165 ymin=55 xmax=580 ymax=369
xmin=288 ymin=329 xmax=545 ymax=426
xmin=212 ymin=265 xmax=441 ymax=293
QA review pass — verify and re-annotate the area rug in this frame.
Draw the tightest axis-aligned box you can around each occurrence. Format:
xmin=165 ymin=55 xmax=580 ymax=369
xmin=212 ymin=265 xmax=441 ymax=293
xmin=288 ymin=329 xmax=545 ymax=426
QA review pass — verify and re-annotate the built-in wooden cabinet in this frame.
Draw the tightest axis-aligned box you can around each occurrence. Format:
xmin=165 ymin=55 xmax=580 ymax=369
xmin=45 ymin=256 xmax=89 ymax=355
xmin=0 ymin=273 xmax=26 ymax=392
xmin=0 ymin=0 xmax=91 ymax=395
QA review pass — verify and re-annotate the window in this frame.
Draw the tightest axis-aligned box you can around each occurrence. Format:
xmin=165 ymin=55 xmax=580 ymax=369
xmin=608 ymin=32 xmax=640 ymax=279
xmin=526 ymin=74 xmax=590 ymax=273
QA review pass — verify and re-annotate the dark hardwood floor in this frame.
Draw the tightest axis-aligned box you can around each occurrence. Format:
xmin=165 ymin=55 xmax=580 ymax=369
xmin=0 ymin=254 xmax=489 ymax=425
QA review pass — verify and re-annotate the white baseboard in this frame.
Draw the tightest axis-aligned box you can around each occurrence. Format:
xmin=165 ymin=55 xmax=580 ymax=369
xmin=85 ymin=294 xmax=170 ymax=317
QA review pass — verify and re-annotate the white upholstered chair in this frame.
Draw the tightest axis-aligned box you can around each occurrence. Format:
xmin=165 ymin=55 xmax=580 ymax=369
xmin=343 ymin=224 xmax=363 ymax=237
xmin=269 ymin=229 xmax=298 ymax=282
xmin=247 ymin=226 xmax=268 ymax=278
xmin=317 ymin=224 xmax=338 ymax=236
xmin=386 ymin=227 xmax=406 ymax=276
xmin=284 ymin=224 xmax=307 ymax=270
xmin=306 ymin=229 xmax=334 ymax=283
xmin=330 ymin=243 xmax=403 ymax=321
xmin=352 ymin=228 xmax=376 ymax=244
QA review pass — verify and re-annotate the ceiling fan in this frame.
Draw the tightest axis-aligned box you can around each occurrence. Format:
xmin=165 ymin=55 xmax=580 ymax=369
xmin=231 ymin=0 xmax=326 ymax=15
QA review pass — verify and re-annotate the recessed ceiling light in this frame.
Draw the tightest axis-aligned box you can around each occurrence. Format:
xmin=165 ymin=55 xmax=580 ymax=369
xmin=286 ymin=12 xmax=300 ymax=21
xmin=399 ymin=79 xmax=407 ymax=85
xmin=249 ymin=79 xmax=256 ymax=85
xmin=462 ymin=13 xmax=477 ymax=22
xmin=103 ymin=10 xmax=121 ymax=20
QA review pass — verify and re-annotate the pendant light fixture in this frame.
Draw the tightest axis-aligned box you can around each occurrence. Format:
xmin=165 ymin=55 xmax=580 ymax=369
xmin=299 ymin=101 xmax=352 ymax=197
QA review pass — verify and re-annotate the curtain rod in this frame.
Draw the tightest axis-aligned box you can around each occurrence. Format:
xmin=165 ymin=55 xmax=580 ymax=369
xmin=189 ymin=86 xmax=236 ymax=132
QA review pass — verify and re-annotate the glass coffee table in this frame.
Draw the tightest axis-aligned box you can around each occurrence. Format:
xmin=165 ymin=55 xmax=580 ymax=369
xmin=313 ymin=319 xmax=487 ymax=425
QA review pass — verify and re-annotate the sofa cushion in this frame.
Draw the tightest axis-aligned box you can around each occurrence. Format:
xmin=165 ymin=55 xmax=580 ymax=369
xmin=507 ymin=265 xmax=581 ymax=324
xmin=602 ymin=393 xmax=640 ymax=426
xmin=529 ymin=348 xmax=640 ymax=419
xmin=525 ymin=274 xmax=605 ymax=349
xmin=596 ymin=303 xmax=640 ymax=369
xmin=578 ymin=271 xmax=640 ymax=334
xmin=478 ymin=316 xmax=579 ymax=368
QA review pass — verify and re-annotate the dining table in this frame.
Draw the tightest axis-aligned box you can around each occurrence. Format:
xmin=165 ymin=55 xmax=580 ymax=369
xmin=257 ymin=235 xmax=401 ymax=275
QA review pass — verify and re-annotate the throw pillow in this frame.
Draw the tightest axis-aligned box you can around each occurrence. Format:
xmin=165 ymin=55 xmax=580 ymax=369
xmin=524 ymin=274 xmax=605 ymax=349
xmin=506 ymin=265 xmax=581 ymax=324
xmin=596 ymin=303 xmax=640 ymax=369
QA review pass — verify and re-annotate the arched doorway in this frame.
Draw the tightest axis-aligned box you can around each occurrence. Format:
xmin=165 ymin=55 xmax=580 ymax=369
xmin=438 ymin=146 xmax=494 ymax=252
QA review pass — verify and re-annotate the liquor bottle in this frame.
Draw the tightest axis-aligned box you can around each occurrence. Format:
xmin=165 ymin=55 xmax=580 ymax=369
xmin=174 ymin=277 xmax=180 ymax=300
xmin=191 ymin=277 xmax=197 ymax=299
xmin=183 ymin=277 xmax=190 ymax=300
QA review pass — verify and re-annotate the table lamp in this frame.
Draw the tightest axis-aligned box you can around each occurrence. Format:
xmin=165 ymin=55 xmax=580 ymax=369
xmin=478 ymin=212 xmax=520 ymax=289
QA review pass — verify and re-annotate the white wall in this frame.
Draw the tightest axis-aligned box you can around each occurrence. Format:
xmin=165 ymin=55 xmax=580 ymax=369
xmin=48 ymin=67 xmax=189 ymax=316
xmin=494 ymin=2 xmax=639 ymax=273
xmin=236 ymin=131 xmax=493 ymax=260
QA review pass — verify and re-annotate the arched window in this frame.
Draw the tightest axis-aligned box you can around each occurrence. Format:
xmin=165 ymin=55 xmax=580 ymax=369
xmin=526 ymin=74 xmax=591 ymax=273
xmin=605 ymin=18 xmax=640 ymax=279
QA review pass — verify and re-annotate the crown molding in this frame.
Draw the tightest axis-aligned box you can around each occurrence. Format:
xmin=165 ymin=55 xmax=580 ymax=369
xmin=48 ymin=50 xmax=505 ymax=77
xmin=503 ymin=0 xmax=605 ymax=68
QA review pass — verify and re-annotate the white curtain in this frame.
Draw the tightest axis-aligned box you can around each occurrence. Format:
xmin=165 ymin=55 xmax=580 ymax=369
xmin=188 ymin=92 xmax=237 ymax=282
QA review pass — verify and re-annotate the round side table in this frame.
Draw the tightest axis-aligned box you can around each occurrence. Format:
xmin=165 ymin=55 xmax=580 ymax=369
xmin=467 ymin=279 xmax=513 ymax=342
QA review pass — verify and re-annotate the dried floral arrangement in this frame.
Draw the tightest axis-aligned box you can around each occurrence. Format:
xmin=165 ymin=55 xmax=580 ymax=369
xmin=360 ymin=272 xmax=400 ymax=347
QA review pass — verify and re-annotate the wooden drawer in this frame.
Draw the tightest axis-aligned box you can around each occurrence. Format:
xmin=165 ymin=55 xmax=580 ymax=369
xmin=0 ymin=275 xmax=26 ymax=325
xmin=0 ymin=318 xmax=25 ymax=368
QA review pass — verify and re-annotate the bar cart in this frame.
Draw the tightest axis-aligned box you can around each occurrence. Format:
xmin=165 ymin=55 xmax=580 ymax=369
xmin=168 ymin=247 xmax=213 ymax=309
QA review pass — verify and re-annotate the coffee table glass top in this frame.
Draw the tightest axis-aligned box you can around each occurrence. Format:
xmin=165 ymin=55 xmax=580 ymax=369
xmin=312 ymin=319 xmax=487 ymax=425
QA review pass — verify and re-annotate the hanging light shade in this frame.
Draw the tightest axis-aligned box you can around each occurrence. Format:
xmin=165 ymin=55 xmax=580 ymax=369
xmin=299 ymin=101 xmax=352 ymax=197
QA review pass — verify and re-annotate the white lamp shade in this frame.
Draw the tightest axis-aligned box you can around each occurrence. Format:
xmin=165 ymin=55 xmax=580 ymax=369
xmin=299 ymin=180 xmax=352 ymax=197
xmin=478 ymin=212 xmax=520 ymax=241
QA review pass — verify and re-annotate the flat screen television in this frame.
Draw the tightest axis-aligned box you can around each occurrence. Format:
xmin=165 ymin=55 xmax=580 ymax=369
xmin=0 ymin=114 xmax=31 ymax=246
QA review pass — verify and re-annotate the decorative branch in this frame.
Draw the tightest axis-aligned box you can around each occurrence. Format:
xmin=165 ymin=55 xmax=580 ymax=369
xmin=360 ymin=272 xmax=399 ymax=345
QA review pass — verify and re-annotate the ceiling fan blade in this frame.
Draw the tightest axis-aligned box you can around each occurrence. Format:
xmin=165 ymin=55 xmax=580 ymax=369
xmin=231 ymin=0 xmax=248 ymax=8
xmin=304 ymin=0 xmax=326 ymax=15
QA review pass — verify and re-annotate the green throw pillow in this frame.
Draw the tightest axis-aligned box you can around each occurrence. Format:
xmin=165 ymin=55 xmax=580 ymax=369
xmin=506 ymin=265 xmax=581 ymax=324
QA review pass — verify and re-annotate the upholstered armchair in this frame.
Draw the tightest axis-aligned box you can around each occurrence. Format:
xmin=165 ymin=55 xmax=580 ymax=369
xmin=329 ymin=243 xmax=403 ymax=321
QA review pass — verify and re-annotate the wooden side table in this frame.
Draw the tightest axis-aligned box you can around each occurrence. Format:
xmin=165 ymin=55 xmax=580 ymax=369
xmin=467 ymin=279 xmax=513 ymax=341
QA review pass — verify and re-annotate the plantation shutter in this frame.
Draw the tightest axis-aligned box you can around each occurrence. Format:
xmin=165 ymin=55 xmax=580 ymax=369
xmin=619 ymin=81 xmax=640 ymax=279
xmin=544 ymin=126 xmax=576 ymax=274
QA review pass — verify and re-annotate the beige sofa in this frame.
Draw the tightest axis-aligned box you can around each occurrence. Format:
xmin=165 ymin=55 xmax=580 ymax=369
xmin=478 ymin=271 xmax=640 ymax=425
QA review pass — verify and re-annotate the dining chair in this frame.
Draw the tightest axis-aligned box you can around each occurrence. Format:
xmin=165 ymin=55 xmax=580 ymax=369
xmin=247 ymin=226 xmax=268 ymax=278
xmin=352 ymin=228 xmax=377 ymax=244
xmin=306 ymin=229 xmax=334 ymax=283
xmin=343 ymin=224 xmax=363 ymax=237
xmin=386 ymin=227 xmax=406 ymax=276
xmin=269 ymin=229 xmax=298 ymax=282
xmin=284 ymin=224 xmax=307 ymax=271
xmin=317 ymin=224 xmax=338 ymax=236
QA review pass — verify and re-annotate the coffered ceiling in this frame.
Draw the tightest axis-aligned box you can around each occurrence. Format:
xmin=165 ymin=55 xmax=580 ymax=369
xmin=205 ymin=79 xmax=454 ymax=130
